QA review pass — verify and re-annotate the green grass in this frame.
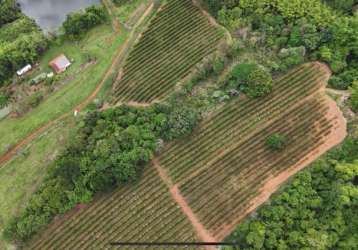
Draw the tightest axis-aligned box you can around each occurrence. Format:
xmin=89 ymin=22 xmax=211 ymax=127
xmin=114 ymin=0 xmax=148 ymax=25
xmin=0 ymin=118 xmax=74 ymax=250
xmin=0 ymin=24 xmax=129 ymax=155
xmin=0 ymin=2 xmax=152 ymax=248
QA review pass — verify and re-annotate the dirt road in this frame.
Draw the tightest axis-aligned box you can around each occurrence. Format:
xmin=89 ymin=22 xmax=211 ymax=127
xmin=214 ymin=62 xmax=347 ymax=240
xmin=0 ymin=2 xmax=154 ymax=166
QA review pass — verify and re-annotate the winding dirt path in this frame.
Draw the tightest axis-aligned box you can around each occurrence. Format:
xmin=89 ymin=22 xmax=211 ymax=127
xmin=102 ymin=0 xmax=121 ymax=32
xmin=152 ymin=159 xmax=217 ymax=250
xmin=0 ymin=2 xmax=154 ymax=166
xmin=215 ymin=62 xmax=347 ymax=240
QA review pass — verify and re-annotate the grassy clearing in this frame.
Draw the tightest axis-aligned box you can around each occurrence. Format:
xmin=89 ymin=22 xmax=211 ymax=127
xmin=114 ymin=0 xmax=148 ymax=26
xmin=0 ymin=24 xmax=128 ymax=156
xmin=0 ymin=118 xmax=74 ymax=249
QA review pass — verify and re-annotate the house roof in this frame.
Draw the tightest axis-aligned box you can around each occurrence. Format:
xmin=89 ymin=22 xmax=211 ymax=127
xmin=49 ymin=54 xmax=71 ymax=73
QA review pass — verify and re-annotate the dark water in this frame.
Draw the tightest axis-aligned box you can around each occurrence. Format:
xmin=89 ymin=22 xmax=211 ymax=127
xmin=17 ymin=0 xmax=101 ymax=32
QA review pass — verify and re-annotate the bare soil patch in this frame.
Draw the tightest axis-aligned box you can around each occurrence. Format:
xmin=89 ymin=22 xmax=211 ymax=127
xmin=215 ymin=63 xmax=347 ymax=241
xmin=152 ymin=158 xmax=217 ymax=249
xmin=170 ymin=185 xmax=217 ymax=250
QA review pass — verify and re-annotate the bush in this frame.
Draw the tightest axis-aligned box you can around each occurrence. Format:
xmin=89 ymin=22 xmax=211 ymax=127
xmin=245 ymin=65 xmax=273 ymax=97
xmin=328 ymin=76 xmax=349 ymax=90
xmin=229 ymin=63 xmax=273 ymax=98
xmin=230 ymin=63 xmax=255 ymax=84
xmin=26 ymin=92 xmax=43 ymax=108
xmin=0 ymin=92 xmax=9 ymax=108
xmin=350 ymin=81 xmax=358 ymax=112
xmin=5 ymin=105 xmax=168 ymax=242
xmin=218 ymin=7 xmax=242 ymax=30
xmin=265 ymin=133 xmax=286 ymax=150
xmin=162 ymin=106 xmax=199 ymax=141
xmin=63 ymin=5 xmax=107 ymax=38
xmin=278 ymin=46 xmax=306 ymax=71
xmin=211 ymin=57 xmax=225 ymax=75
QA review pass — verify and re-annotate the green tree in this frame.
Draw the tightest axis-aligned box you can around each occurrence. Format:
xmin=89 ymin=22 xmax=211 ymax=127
xmin=350 ymin=81 xmax=358 ymax=112
xmin=0 ymin=0 xmax=21 ymax=27
xmin=163 ymin=106 xmax=199 ymax=140
xmin=62 ymin=5 xmax=107 ymax=38
xmin=229 ymin=63 xmax=272 ymax=97
xmin=226 ymin=137 xmax=358 ymax=249
xmin=266 ymin=133 xmax=286 ymax=150
xmin=245 ymin=65 xmax=273 ymax=98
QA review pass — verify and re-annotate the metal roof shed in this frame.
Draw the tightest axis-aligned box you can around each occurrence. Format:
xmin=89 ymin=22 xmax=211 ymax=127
xmin=49 ymin=54 xmax=71 ymax=74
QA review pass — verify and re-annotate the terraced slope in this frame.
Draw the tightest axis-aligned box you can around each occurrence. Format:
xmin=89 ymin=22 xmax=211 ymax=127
xmin=27 ymin=63 xmax=345 ymax=249
xmin=157 ymin=62 xmax=345 ymax=239
xmin=27 ymin=168 xmax=198 ymax=250
xmin=112 ymin=0 xmax=222 ymax=104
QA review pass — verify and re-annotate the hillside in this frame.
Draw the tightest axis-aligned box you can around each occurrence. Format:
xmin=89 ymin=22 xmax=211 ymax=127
xmin=112 ymin=0 xmax=223 ymax=104
xmin=25 ymin=63 xmax=345 ymax=248
xmin=1 ymin=0 xmax=356 ymax=249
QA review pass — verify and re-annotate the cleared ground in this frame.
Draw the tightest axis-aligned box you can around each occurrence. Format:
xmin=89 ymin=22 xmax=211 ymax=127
xmin=112 ymin=0 xmax=223 ymax=104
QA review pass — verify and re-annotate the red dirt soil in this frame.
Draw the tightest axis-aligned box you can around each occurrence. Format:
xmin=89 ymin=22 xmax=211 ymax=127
xmin=152 ymin=158 xmax=217 ymax=250
xmin=0 ymin=2 xmax=154 ymax=167
xmin=215 ymin=63 xmax=347 ymax=241
xmin=171 ymin=185 xmax=217 ymax=248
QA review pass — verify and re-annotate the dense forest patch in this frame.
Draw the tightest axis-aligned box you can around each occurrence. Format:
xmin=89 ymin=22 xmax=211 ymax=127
xmin=226 ymin=138 xmax=358 ymax=249
xmin=0 ymin=0 xmax=47 ymax=87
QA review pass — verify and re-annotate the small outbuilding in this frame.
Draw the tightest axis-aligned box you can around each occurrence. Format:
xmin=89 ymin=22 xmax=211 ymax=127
xmin=49 ymin=54 xmax=71 ymax=74
xmin=16 ymin=64 xmax=32 ymax=76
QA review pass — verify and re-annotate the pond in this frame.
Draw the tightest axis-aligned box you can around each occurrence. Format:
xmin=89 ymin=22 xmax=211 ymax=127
xmin=17 ymin=0 xmax=101 ymax=32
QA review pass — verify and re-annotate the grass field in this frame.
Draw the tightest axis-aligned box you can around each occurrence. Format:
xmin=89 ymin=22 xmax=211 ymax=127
xmin=112 ymin=0 xmax=223 ymax=104
xmin=0 ymin=2 xmax=154 ymax=248
xmin=0 ymin=118 xmax=73 ymax=249
xmin=27 ymin=166 xmax=198 ymax=250
xmin=0 ymin=24 xmax=128 ymax=156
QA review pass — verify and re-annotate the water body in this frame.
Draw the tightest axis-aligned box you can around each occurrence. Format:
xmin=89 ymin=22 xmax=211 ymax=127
xmin=17 ymin=0 xmax=101 ymax=32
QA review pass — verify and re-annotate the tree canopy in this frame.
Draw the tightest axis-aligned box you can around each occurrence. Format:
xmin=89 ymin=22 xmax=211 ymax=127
xmin=0 ymin=0 xmax=21 ymax=27
xmin=205 ymin=0 xmax=358 ymax=90
xmin=226 ymin=137 xmax=358 ymax=249
xmin=229 ymin=63 xmax=273 ymax=98
xmin=4 ymin=102 xmax=200 ymax=243
xmin=62 ymin=5 xmax=107 ymax=38
xmin=0 ymin=6 xmax=47 ymax=87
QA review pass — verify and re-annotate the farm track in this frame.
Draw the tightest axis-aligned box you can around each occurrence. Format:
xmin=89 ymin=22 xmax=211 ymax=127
xmin=0 ymin=2 xmax=154 ymax=167
xmin=27 ymin=62 xmax=347 ymax=249
xmin=7 ymin=0 xmax=347 ymax=247
xmin=156 ymin=62 xmax=346 ymax=240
